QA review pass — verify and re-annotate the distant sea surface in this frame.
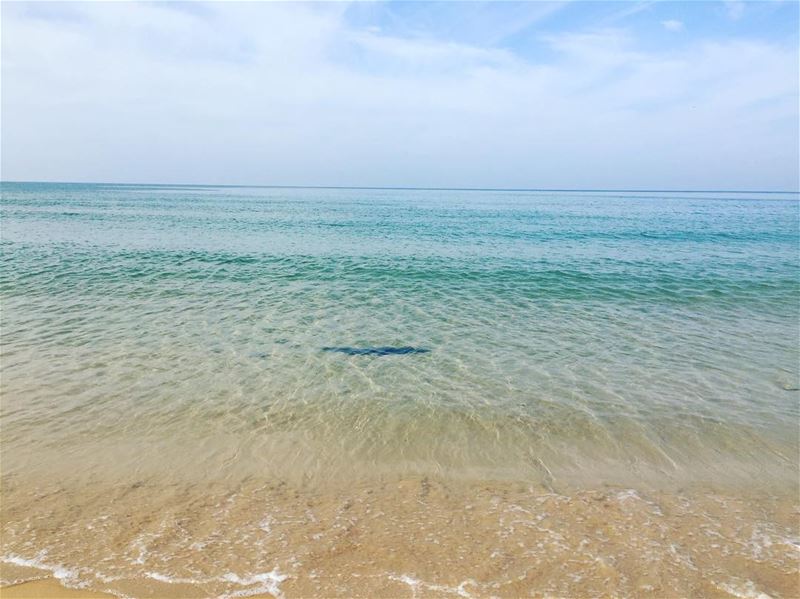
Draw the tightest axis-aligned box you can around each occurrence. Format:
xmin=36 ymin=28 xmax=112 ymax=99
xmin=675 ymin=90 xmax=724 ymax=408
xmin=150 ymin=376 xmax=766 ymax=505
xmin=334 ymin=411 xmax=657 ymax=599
xmin=1 ymin=182 xmax=798 ymax=598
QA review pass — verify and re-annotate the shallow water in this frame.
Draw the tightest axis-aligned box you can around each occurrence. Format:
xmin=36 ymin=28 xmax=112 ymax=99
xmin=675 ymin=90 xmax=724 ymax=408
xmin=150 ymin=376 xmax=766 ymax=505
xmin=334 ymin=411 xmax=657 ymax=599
xmin=1 ymin=183 xmax=798 ymax=596
xmin=2 ymin=477 xmax=798 ymax=598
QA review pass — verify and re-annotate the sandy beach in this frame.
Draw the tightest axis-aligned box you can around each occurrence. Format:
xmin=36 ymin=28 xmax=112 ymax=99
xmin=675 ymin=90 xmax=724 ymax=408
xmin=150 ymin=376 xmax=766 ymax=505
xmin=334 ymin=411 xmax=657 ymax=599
xmin=0 ymin=580 xmax=114 ymax=599
xmin=2 ymin=475 xmax=798 ymax=598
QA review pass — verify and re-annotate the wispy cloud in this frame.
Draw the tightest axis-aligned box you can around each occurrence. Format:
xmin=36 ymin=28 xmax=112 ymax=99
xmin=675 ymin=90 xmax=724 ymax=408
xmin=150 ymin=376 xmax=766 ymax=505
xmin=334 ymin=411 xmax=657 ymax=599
xmin=596 ymin=1 xmax=656 ymax=26
xmin=1 ymin=1 xmax=797 ymax=190
xmin=661 ymin=19 xmax=685 ymax=32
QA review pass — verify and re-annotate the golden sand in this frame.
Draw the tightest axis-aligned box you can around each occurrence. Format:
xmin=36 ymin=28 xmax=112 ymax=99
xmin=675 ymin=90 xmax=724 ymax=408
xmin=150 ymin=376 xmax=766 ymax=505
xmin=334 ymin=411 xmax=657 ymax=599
xmin=0 ymin=580 xmax=114 ymax=599
xmin=2 ymin=475 xmax=798 ymax=598
xmin=0 ymin=580 xmax=276 ymax=599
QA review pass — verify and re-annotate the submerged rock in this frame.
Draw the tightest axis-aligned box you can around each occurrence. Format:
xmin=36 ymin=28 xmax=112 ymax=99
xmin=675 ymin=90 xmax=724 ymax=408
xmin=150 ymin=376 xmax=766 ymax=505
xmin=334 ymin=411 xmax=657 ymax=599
xmin=322 ymin=346 xmax=430 ymax=356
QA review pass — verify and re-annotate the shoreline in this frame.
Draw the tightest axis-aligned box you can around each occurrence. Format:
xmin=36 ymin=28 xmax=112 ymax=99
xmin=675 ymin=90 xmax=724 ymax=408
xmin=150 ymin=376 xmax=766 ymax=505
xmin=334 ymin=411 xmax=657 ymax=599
xmin=0 ymin=579 xmax=275 ymax=599
xmin=2 ymin=477 xmax=797 ymax=598
xmin=0 ymin=580 xmax=114 ymax=599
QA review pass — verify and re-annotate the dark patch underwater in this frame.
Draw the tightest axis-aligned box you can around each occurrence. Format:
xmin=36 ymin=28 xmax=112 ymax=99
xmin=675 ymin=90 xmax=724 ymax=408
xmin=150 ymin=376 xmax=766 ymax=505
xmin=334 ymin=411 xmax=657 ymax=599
xmin=322 ymin=346 xmax=431 ymax=356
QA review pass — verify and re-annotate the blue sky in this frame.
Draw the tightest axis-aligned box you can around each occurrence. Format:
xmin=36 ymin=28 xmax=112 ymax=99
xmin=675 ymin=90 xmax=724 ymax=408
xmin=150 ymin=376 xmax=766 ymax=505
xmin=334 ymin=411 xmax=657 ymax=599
xmin=1 ymin=1 xmax=798 ymax=190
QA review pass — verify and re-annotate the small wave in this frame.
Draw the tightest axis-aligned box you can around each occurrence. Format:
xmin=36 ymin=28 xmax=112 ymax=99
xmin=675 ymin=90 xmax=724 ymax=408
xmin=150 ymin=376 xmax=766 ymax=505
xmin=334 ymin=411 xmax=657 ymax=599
xmin=142 ymin=570 xmax=288 ymax=598
xmin=389 ymin=573 xmax=478 ymax=598
xmin=220 ymin=570 xmax=288 ymax=598
xmin=716 ymin=580 xmax=773 ymax=599
xmin=3 ymin=554 xmax=287 ymax=599
xmin=2 ymin=553 xmax=85 ymax=588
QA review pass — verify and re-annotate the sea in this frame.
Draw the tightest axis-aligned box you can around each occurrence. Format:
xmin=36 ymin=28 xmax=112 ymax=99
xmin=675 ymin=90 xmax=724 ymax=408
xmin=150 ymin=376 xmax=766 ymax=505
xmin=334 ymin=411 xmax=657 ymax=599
xmin=1 ymin=182 xmax=798 ymax=597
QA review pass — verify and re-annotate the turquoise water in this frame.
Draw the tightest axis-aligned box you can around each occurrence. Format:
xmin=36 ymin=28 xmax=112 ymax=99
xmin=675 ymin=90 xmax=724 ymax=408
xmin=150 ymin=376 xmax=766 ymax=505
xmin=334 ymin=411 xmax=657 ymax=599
xmin=1 ymin=182 xmax=799 ymax=489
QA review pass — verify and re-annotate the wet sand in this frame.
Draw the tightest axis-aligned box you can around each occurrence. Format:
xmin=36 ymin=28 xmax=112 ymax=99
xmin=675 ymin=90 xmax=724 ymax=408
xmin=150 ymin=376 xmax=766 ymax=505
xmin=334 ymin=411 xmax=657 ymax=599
xmin=2 ymin=476 xmax=798 ymax=598
xmin=0 ymin=580 xmax=114 ymax=599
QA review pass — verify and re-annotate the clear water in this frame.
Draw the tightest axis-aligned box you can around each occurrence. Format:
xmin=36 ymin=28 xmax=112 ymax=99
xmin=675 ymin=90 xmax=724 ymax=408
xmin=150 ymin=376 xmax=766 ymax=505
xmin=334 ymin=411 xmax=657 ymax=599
xmin=1 ymin=182 xmax=799 ymax=597
xmin=1 ymin=182 xmax=798 ymax=488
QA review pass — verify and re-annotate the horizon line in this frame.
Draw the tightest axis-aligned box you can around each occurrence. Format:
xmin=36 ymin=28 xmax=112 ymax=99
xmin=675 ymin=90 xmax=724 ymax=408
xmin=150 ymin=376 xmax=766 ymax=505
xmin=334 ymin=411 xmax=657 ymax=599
xmin=1 ymin=180 xmax=798 ymax=195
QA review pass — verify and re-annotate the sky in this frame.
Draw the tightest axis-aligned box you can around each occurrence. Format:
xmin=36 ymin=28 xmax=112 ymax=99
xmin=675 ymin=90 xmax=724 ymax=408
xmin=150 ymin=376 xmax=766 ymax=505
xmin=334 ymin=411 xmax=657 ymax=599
xmin=1 ymin=1 xmax=798 ymax=190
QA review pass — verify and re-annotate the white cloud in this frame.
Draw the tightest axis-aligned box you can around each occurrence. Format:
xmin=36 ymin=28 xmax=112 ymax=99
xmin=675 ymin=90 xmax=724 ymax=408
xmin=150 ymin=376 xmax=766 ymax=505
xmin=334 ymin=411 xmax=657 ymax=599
xmin=661 ymin=19 xmax=685 ymax=32
xmin=1 ymin=2 xmax=797 ymax=190
xmin=345 ymin=30 xmax=519 ymax=73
